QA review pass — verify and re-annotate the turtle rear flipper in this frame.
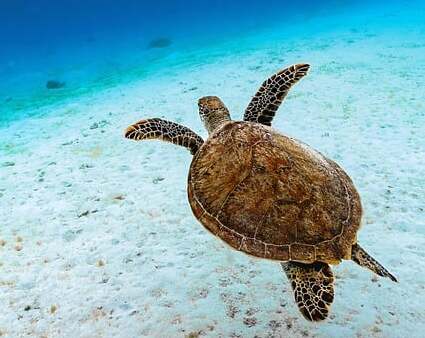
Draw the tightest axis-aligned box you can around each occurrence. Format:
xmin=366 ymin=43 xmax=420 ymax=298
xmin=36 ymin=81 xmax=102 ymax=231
xmin=281 ymin=261 xmax=334 ymax=321
xmin=351 ymin=243 xmax=397 ymax=282
xmin=125 ymin=118 xmax=204 ymax=155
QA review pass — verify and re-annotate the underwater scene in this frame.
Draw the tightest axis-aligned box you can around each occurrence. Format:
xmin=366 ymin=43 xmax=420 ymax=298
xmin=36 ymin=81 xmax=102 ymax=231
xmin=1 ymin=0 xmax=425 ymax=337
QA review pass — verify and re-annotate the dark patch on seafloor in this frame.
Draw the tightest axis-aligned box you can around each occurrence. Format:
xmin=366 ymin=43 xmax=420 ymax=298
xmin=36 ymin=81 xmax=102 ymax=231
xmin=46 ymin=80 xmax=66 ymax=89
xmin=148 ymin=37 xmax=173 ymax=49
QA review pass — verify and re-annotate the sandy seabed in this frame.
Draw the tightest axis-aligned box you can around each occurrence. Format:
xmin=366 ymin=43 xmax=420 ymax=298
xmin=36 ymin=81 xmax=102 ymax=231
xmin=1 ymin=7 xmax=425 ymax=338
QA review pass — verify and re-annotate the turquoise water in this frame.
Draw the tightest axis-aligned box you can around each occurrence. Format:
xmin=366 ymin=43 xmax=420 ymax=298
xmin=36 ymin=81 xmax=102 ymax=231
xmin=1 ymin=0 xmax=284 ymax=122
xmin=0 ymin=0 xmax=391 ymax=125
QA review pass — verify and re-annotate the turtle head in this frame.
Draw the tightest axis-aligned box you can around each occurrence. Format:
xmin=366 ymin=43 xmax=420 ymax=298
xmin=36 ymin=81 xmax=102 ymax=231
xmin=198 ymin=96 xmax=231 ymax=134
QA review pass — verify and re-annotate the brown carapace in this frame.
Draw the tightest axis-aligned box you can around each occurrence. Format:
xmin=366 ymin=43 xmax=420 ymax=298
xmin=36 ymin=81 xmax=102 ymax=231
xmin=124 ymin=63 xmax=397 ymax=322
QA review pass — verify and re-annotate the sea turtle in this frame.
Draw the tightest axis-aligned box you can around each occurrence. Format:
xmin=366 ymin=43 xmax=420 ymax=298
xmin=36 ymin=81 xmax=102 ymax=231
xmin=124 ymin=63 xmax=397 ymax=321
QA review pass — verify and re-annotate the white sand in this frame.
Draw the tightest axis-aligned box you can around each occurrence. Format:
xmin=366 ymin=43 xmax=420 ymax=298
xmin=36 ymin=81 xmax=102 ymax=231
xmin=1 ymin=5 xmax=425 ymax=338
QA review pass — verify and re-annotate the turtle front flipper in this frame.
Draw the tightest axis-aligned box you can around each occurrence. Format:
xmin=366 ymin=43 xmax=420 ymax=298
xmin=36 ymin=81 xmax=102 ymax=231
xmin=125 ymin=118 xmax=204 ymax=155
xmin=244 ymin=63 xmax=310 ymax=126
xmin=351 ymin=243 xmax=398 ymax=282
xmin=281 ymin=261 xmax=334 ymax=321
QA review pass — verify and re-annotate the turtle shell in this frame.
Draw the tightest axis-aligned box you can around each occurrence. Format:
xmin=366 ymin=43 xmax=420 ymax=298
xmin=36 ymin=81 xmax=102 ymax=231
xmin=188 ymin=121 xmax=362 ymax=264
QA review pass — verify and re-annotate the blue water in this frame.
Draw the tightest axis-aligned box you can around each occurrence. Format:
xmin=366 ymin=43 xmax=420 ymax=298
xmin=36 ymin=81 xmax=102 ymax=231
xmin=0 ymin=0 xmax=370 ymax=124
xmin=0 ymin=0 xmax=423 ymax=123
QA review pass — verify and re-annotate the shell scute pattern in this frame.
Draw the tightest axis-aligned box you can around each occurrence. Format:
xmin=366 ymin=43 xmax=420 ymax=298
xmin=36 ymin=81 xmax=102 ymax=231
xmin=189 ymin=122 xmax=361 ymax=263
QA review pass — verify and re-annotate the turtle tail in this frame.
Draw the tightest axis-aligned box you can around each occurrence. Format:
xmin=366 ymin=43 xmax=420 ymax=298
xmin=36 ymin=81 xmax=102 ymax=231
xmin=351 ymin=243 xmax=398 ymax=282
